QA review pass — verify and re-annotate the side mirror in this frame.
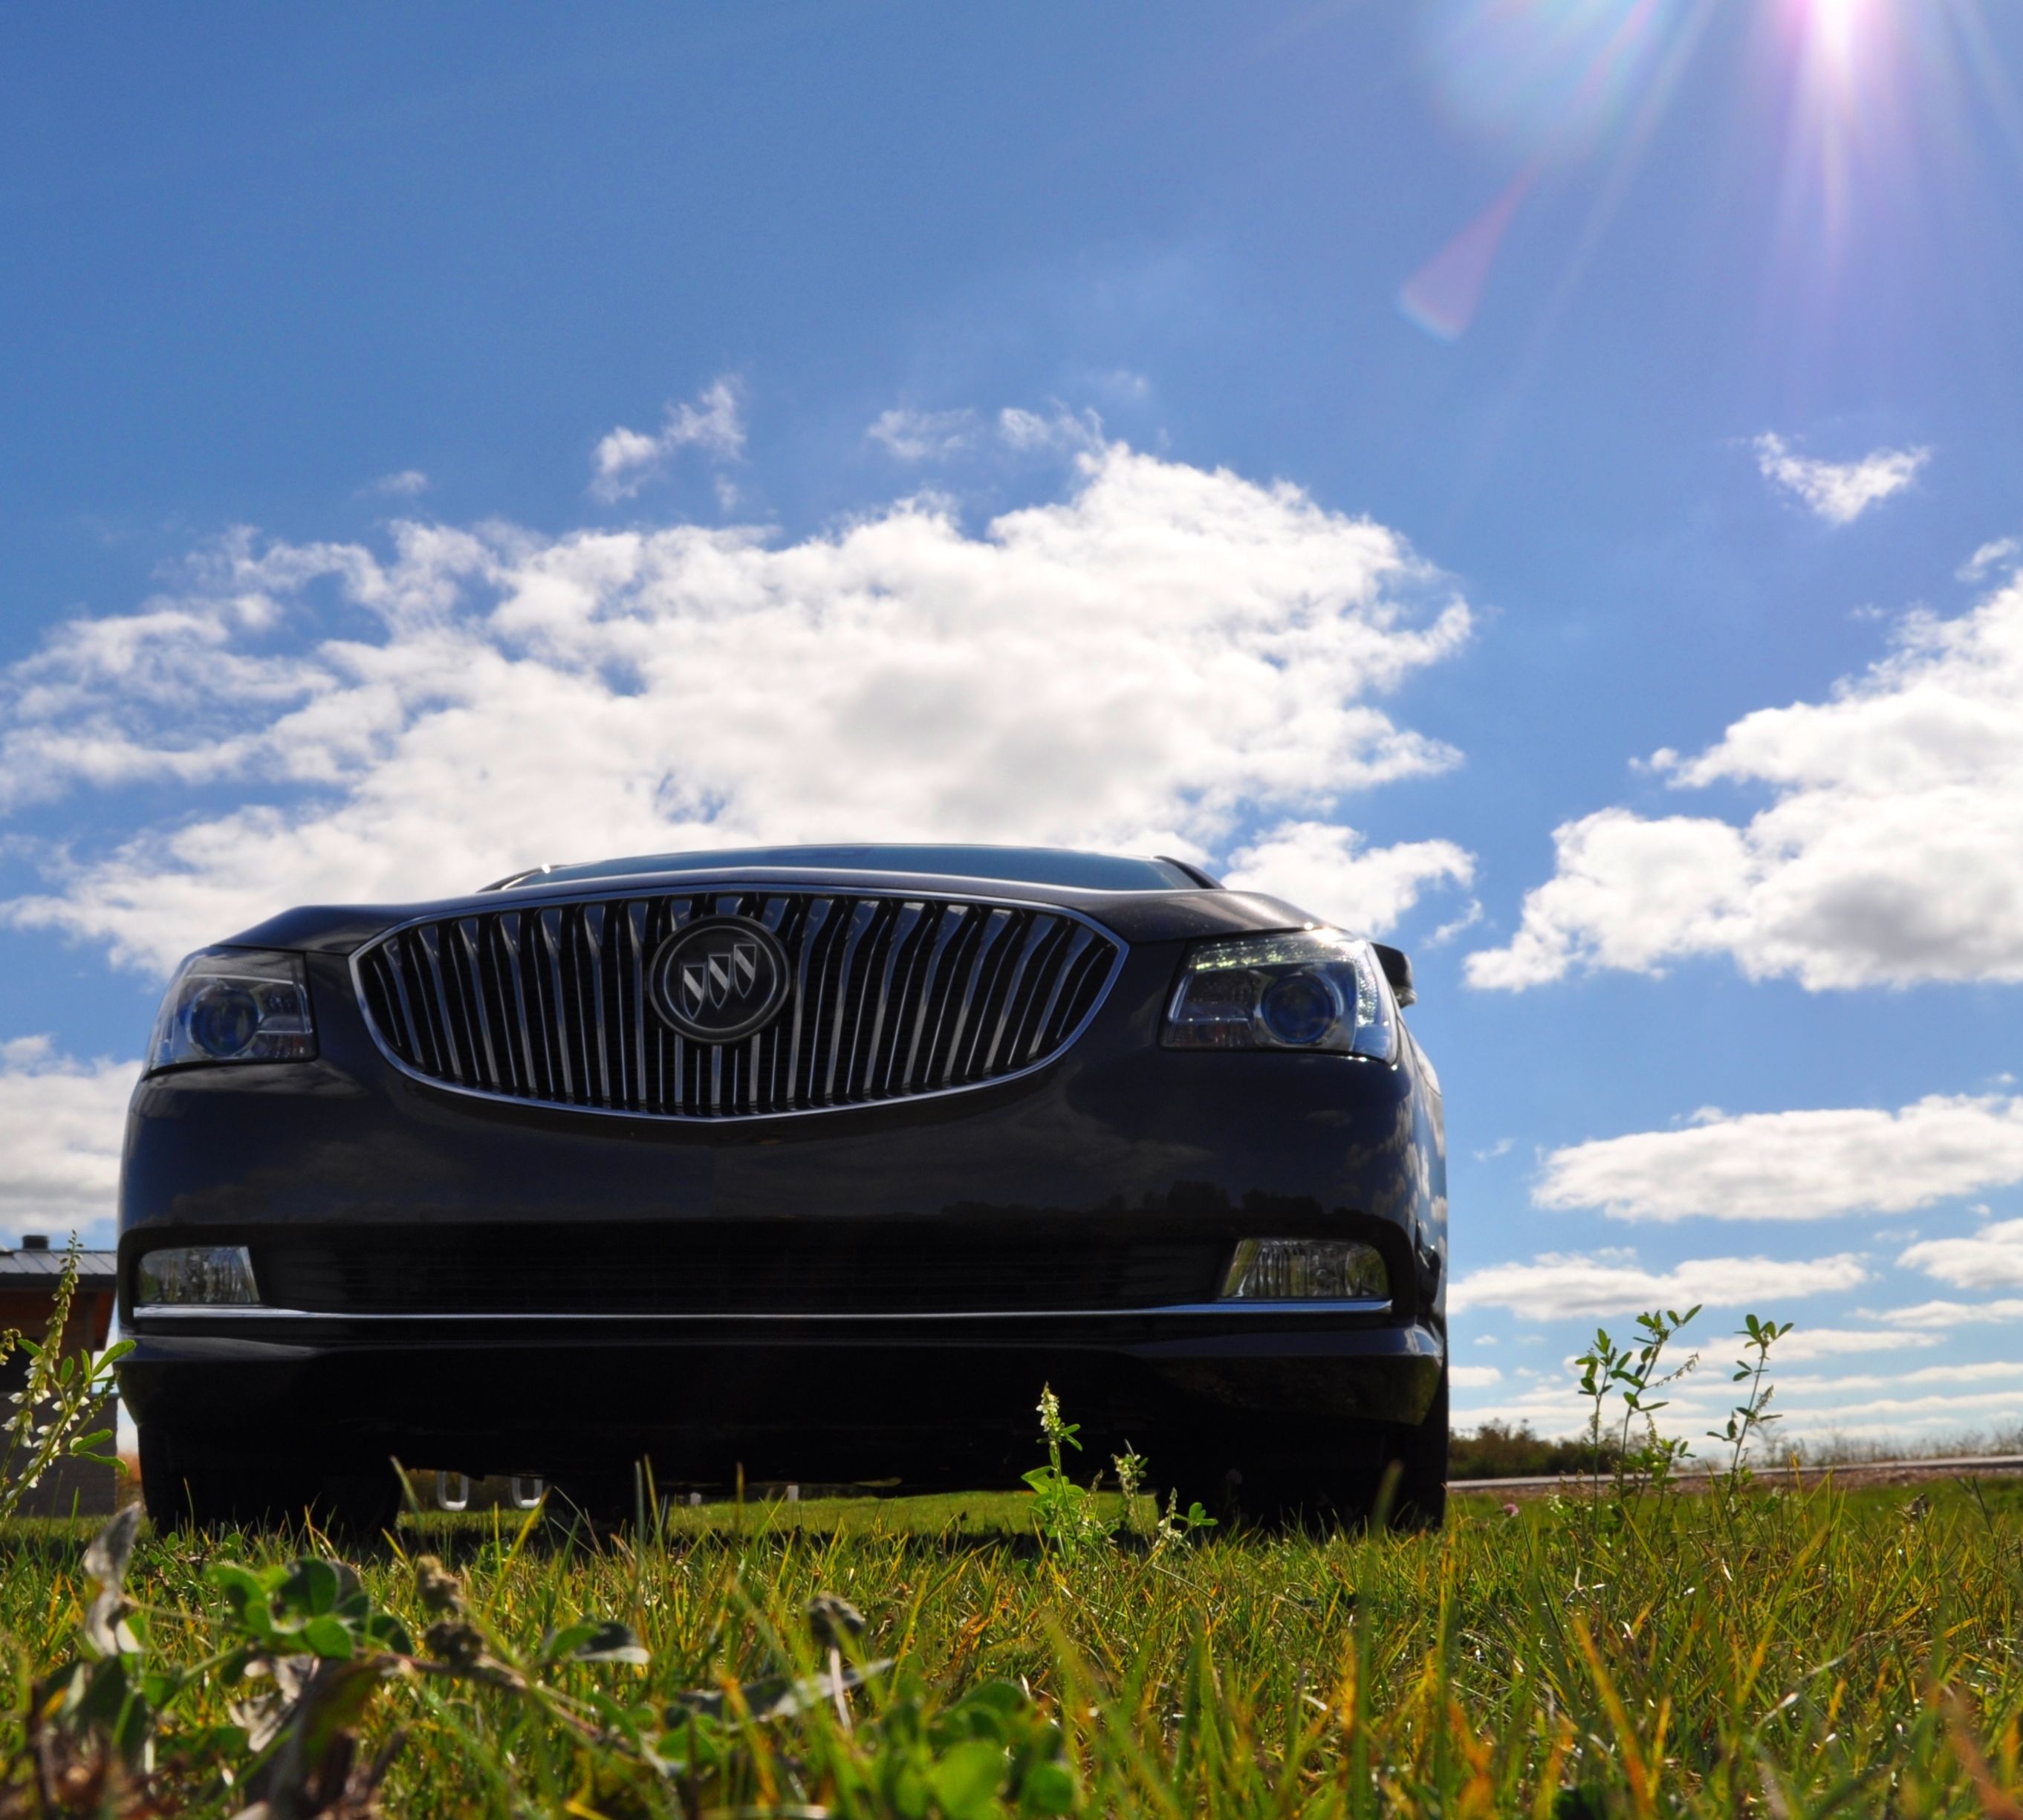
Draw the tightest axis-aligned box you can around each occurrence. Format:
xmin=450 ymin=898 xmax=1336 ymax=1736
xmin=1372 ymin=943 xmax=1415 ymax=1008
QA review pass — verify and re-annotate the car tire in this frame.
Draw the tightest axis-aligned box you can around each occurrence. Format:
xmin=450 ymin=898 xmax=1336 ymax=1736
xmin=550 ymin=1466 xmax=643 ymax=1530
xmin=1160 ymin=1371 xmax=1449 ymax=1535
xmin=1389 ymin=1365 xmax=1449 ymax=1533
xmin=1160 ymin=1451 xmax=1372 ymax=1534
xmin=140 ymin=1424 xmax=400 ymax=1537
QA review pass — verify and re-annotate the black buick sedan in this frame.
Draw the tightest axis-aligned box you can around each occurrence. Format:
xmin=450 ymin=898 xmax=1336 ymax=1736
xmin=119 ymin=844 xmax=1449 ymax=1530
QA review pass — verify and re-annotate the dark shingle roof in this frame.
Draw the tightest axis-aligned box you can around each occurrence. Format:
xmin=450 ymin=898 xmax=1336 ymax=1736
xmin=0 ymin=1249 xmax=117 ymax=1293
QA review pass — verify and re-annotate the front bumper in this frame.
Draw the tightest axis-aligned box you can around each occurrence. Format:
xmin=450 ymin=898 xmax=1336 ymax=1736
xmin=117 ymin=1309 xmax=1444 ymax=1484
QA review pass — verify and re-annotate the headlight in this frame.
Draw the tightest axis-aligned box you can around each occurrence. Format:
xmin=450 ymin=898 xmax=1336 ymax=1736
xmin=147 ymin=949 xmax=316 ymax=1071
xmin=134 ymin=1244 xmax=261 ymax=1307
xmin=1163 ymin=929 xmax=1397 ymax=1062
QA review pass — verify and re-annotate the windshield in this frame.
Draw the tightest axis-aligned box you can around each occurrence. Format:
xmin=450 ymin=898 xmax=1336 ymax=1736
xmin=492 ymin=845 xmax=1212 ymax=892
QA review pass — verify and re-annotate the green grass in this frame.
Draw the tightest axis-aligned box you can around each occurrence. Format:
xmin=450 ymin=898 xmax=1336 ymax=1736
xmin=4 ymin=1476 xmax=2022 ymax=1816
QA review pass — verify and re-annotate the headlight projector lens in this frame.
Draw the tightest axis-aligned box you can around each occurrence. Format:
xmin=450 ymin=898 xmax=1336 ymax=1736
xmin=1258 ymin=970 xmax=1341 ymax=1046
xmin=186 ymin=982 xmax=263 ymax=1058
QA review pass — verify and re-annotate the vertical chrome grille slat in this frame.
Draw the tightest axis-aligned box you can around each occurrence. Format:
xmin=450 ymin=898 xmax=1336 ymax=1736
xmin=1021 ymin=925 xmax=1093 ymax=1062
xmin=941 ymin=906 xmax=1013 ymax=1085
xmin=823 ymin=900 xmax=880 ymax=1103
xmin=494 ymin=914 xmax=542 ymax=1097
xmin=354 ymin=885 xmax=1121 ymax=1119
xmin=582 ymin=903 xmax=612 ymax=1107
xmin=453 ymin=917 xmax=501 ymax=1090
xmin=536 ymin=908 xmax=576 ymax=1102
xmin=627 ymin=903 xmax=649 ymax=1114
xmin=413 ymin=925 xmax=468 ymax=1085
xmin=863 ymin=902 xmax=923 ymax=1098
xmin=374 ymin=946 xmax=426 ymax=1067
xmin=977 ymin=914 xmax=1047 ymax=1075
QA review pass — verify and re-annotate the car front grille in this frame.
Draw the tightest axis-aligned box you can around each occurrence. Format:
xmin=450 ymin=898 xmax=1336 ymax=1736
xmin=352 ymin=888 xmax=1123 ymax=1119
xmin=253 ymin=1229 xmax=1227 ymax=1316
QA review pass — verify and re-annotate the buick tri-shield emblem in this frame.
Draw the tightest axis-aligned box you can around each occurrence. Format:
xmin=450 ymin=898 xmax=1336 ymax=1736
xmin=647 ymin=916 xmax=791 ymax=1043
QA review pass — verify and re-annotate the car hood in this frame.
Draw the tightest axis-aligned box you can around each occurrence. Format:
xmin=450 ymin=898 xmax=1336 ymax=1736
xmin=219 ymin=865 xmax=1328 ymax=953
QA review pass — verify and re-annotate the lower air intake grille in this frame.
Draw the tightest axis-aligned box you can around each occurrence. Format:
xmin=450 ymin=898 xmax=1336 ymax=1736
xmin=255 ymin=1229 xmax=1226 ymax=1316
xmin=352 ymin=888 xmax=1123 ymax=1119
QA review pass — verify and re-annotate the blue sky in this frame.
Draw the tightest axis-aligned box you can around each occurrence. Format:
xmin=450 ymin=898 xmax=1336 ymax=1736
xmin=7 ymin=1 xmax=2023 ymax=1449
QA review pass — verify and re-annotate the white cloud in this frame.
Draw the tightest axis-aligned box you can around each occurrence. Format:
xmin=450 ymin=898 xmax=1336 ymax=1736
xmin=1085 ymin=369 xmax=1151 ymax=404
xmin=1533 ymin=1094 xmax=2023 ymax=1223
xmin=998 ymin=406 xmax=1103 ymax=455
xmin=1447 ymin=1247 xmax=1868 ymax=1319
xmin=1453 ymin=1367 xmax=2023 ymax=1445
xmin=1450 ymin=1364 xmax=1502 ymax=1388
xmin=1468 ymin=572 xmax=2023 ymax=990
xmin=370 ymin=469 xmax=431 ymax=498
xmin=1776 ymin=1359 xmax=2023 ymax=1396
xmin=1900 ymin=1218 xmax=2023 ymax=1290
xmin=1449 ymin=1337 xmax=2014 ymax=1443
xmin=1754 ymin=432 xmax=1929 ymax=526
xmin=0 ymin=1036 xmax=137 ymax=1244
xmin=591 ymin=377 xmax=746 ymax=501
xmin=1959 ymin=536 xmax=2019 ymax=582
xmin=1877 ymin=1297 xmax=2023 ymax=1328
xmin=1768 ymin=1326 xmax=1938 ymax=1362
xmin=866 ymin=408 xmax=976 ymax=463
xmin=0 ymin=441 xmax=1472 ymax=973
xmin=1221 ymin=819 xmax=1472 ymax=935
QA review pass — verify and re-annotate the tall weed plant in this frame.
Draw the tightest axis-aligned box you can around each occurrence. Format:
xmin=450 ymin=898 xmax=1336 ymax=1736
xmin=0 ymin=1237 xmax=129 ymax=1521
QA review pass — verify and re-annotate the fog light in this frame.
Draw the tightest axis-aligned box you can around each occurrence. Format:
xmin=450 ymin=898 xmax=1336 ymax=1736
xmin=134 ymin=1245 xmax=260 ymax=1307
xmin=1219 ymin=1238 xmax=1389 ymax=1301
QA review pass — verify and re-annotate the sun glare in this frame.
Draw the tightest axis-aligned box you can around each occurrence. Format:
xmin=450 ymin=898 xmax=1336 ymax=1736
xmin=1403 ymin=0 xmax=1996 ymax=338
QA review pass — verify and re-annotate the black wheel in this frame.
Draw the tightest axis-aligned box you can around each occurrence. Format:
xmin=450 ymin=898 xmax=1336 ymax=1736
xmin=1161 ymin=1447 xmax=1378 ymax=1534
xmin=311 ymin=1462 xmax=404 ymax=1538
xmin=1389 ymin=1367 xmax=1449 ymax=1533
xmin=550 ymin=1465 xmax=642 ymax=1530
xmin=140 ymin=1425 xmax=399 ymax=1537
xmin=1155 ymin=1449 xmax=1241 ymax=1528
xmin=1160 ymin=1385 xmax=1448 ymax=1535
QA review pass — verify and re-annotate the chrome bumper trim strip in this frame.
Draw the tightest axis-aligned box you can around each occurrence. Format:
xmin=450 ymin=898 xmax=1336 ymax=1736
xmin=131 ymin=1298 xmax=1393 ymax=1324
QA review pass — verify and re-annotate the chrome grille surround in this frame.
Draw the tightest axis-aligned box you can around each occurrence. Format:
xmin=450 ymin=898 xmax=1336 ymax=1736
xmin=350 ymin=886 xmax=1126 ymax=1121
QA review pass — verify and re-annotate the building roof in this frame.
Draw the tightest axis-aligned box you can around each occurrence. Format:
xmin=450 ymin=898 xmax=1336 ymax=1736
xmin=0 ymin=1248 xmax=117 ymax=1293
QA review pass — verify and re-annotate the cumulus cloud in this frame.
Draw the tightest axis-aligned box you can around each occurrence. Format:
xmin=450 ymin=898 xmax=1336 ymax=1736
xmin=369 ymin=470 xmax=431 ymax=498
xmin=1754 ymin=433 xmax=1929 ymax=525
xmin=1467 ymin=572 xmax=2023 ymax=990
xmin=1900 ymin=1218 xmax=2023 ymax=1290
xmin=1533 ymin=1094 xmax=2023 ymax=1223
xmin=0 ymin=441 xmax=1472 ymax=972
xmin=591 ymin=377 xmax=746 ymax=501
xmin=866 ymin=408 xmax=977 ymax=462
xmin=1221 ymin=819 xmax=1472 ymax=934
xmin=0 ymin=1036 xmax=137 ymax=1244
xmin=1449 ymin=1364 xmax=1502 ymax=1388
xmin=1447 ymin=1247 xmax=1868 ymax=1318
